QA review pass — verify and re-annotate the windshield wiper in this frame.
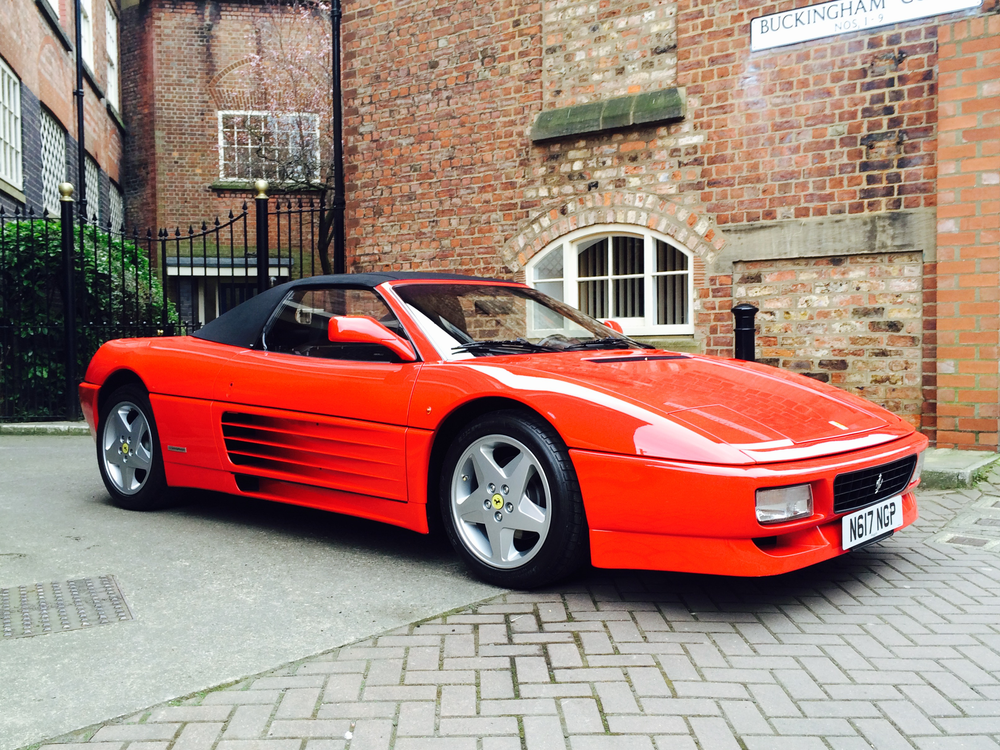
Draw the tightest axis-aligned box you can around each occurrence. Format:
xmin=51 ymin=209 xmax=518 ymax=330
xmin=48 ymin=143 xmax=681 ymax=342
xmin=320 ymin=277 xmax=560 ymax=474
xmin=562 ymin=338 xmax=652 ymax=351
xmin=452 ymin=339 xmax=552 ymax=356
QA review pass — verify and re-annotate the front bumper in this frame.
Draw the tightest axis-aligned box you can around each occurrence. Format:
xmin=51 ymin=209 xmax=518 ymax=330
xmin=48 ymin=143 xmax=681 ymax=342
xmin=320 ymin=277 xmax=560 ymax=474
xmin=571 ymin=430 xmax=927 ymax=577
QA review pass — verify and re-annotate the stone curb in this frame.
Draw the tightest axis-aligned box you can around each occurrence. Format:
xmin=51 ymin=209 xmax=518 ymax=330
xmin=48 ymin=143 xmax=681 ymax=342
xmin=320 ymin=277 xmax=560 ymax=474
xmin=0 ymin=422 xmax=91 ymax=436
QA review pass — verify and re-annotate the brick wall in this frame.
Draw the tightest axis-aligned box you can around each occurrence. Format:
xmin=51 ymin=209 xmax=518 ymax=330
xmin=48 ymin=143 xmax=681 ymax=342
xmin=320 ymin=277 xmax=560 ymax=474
xmin=343 ymin=0 xmax=542 ymax=277
xmin=733 ymin=253 xmax=923 ymax=426
xmin=930 ymin=14 xmax=1000 ymax=450
xmin=677 ymin=0 xmax=941 ymax=224
xmin=0 ymin=0 xmax=123 ymax=212
xmin=541 ymin=0 xmax=678 ymax=108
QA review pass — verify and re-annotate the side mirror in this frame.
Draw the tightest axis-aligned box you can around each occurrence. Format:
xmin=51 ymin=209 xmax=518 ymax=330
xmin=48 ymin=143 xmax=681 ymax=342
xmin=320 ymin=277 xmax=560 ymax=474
xmin=602 ymin=320 xmax=624 ymax=333
xmin=327 ymin=316 xmax=417 ymax=362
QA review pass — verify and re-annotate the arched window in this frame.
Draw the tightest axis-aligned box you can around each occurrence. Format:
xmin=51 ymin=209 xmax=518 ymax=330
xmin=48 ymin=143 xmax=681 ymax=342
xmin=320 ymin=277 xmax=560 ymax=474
xmin=526 ymin=226 xmax=694 ymax=336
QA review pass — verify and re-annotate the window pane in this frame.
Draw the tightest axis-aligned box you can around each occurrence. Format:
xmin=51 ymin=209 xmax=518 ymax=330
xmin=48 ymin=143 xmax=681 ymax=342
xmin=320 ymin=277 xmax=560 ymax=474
xmin=39 ymin=109 xmax=67 ymax=216
xmin=85 ymin=156 xmax=100 ymax=222
xmin=656 ymin=273 xmax=688 ymax=325
xmin=577 ymin=238 xmax=607 ymax=279
xmin=108 ymin=181 xmax=123 ymax=230
xmin=534 ymin=246 xmax=563 ymax=280
xmin=578 ymin=279 xmax=607 ymax=319
xmin=535 ymin=280 xmax=563 ymax=302
xmin=613 ymin=277 xmax=643 ymax=318
xmin=656 ymin=239 xmax=688 ymax=272
xmin=612 ymin=236 xmax=643 ymax=275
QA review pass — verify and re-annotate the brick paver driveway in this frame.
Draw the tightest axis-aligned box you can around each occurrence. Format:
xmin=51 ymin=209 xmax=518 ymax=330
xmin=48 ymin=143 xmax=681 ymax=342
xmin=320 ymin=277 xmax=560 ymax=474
xmin=36 ymin=468 xmax=1000 ymax=750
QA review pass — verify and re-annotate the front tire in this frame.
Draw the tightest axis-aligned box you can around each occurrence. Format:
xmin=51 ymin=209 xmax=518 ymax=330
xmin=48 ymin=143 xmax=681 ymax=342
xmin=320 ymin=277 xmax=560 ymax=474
xmin=440 ymin=410 xmax=588 ymax=588
xmin=97 ymin=384 xmax=169 ymax=510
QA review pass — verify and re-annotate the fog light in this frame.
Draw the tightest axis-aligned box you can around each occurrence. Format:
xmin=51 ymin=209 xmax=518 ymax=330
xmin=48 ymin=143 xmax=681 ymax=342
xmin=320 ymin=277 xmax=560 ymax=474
xmin=909 ymin=450 xmax=925 ymax=486
xmin=756 ymin=484 xmax=813 ymax=524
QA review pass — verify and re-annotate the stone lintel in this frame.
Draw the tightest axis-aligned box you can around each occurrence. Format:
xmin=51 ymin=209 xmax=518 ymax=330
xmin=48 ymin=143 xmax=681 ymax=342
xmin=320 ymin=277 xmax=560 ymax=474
xmin=531 ymin=88 xmax=686 ymax=143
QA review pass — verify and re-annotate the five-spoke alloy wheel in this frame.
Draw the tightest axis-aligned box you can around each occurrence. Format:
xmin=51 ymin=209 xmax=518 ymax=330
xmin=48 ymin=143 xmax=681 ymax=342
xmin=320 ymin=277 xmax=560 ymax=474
xmin=97 ymin=384 xmax=168 ymax=510
xmin=441 ymin=410 xmax=587 ymax=588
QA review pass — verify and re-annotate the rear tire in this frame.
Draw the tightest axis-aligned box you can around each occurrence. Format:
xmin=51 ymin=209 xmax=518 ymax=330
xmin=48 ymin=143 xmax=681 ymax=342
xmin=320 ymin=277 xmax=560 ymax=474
xmin=97 ymin=384 xmax=169 ymax=510
xmin=440 ymin=410 xmax=588 ymax=589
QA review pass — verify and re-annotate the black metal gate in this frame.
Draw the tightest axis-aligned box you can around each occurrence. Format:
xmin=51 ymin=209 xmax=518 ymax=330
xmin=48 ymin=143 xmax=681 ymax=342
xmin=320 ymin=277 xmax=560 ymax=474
xmin=0 ymin=184 xmax=325 ymax=422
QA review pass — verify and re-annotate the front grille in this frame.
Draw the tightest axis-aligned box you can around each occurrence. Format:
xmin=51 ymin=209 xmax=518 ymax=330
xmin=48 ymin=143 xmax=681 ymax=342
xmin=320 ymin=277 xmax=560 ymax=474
xmin=833 ymin=455 xmax=917 ymax=514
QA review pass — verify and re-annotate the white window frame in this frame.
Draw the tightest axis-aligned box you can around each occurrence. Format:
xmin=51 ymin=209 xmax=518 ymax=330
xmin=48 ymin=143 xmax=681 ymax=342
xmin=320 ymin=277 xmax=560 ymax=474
xmin=0 ymin=57 xmax=22 ymax=191
xmin=80 ymin=0 xmax=94 ymax=70
xmin=526 ymin=225 xmax=695 ymax=336
xmin=217 ymin=110 xmax=321 ymax=182
xmin=105 ymin=2 xmax=119 ymax=111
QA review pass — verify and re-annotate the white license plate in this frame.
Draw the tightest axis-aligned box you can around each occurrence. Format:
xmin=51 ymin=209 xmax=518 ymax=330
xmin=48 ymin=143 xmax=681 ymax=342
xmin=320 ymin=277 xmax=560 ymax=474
xmin=842 ymin=495 xmax=903 ymax=550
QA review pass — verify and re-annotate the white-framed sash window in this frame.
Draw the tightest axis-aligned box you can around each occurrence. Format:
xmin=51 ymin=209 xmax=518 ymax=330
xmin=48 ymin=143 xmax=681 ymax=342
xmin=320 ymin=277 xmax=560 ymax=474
xmin=0 ymin=58 xmax=22 ymax=191
xmin=217 ymin=111 xmax=320 ymax=182
xmin=527 ymin=225 xmax=694 ymax=336
xmin=80 ymin=0 xmax=94 ymax=69
xmin=105 ymin=3 xmax=119 ymax=110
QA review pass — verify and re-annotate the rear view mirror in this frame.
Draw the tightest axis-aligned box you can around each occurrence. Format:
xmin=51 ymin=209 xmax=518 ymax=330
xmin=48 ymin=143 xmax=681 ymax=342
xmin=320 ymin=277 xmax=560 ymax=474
xmin=602 ymin=320 xmax=623 ymax=333
xmin=327 ymin=316 xmax=417 ymax=362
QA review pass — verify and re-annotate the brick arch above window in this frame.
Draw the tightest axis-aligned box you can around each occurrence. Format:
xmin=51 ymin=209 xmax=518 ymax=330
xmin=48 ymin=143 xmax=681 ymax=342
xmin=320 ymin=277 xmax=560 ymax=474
xmin=500 ymin=192 xmax=726 ymax=275
xmin=208 ymin=58 xmax=266 ymax=110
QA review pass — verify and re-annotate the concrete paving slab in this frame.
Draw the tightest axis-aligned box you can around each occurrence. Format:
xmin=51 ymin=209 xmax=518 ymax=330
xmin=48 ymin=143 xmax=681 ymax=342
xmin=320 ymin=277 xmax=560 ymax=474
xmin=922 ymin=448 xmax=1000 ymax=489
xmin=0 ymin=436 xmax=499 ymax=750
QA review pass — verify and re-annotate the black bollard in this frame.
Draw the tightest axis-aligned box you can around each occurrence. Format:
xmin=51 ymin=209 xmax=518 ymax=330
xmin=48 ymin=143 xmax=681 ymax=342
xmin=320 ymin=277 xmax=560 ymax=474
xmin=731 ymin=303 xmax=759 ymax=362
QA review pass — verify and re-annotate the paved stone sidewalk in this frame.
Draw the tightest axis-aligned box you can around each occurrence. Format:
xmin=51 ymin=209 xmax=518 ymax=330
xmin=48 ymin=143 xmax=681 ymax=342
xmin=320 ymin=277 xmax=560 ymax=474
xmin=31 ymin=469 xmax=1000 ymax=750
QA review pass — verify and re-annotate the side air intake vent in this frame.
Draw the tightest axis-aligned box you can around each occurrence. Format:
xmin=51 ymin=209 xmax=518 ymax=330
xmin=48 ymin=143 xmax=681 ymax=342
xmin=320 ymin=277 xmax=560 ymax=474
xmin=221 ymin=411 xmax=406 ymax=501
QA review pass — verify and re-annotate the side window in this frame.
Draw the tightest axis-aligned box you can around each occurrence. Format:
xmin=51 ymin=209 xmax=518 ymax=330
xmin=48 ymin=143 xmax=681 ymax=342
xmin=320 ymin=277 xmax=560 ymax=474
xmin=263 ymin=287 xmax=408 ymax=362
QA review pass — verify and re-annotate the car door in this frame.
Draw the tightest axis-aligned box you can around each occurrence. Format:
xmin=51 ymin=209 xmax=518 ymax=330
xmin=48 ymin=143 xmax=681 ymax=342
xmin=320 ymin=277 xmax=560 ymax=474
xmin=213 ymin=285 xmax=420 ymax=503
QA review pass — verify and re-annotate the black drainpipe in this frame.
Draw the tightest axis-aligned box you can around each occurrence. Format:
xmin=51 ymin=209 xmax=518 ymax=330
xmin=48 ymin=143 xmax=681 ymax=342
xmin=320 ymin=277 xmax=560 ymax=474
xmin=331 ymin=0 xmax=346 ymax=274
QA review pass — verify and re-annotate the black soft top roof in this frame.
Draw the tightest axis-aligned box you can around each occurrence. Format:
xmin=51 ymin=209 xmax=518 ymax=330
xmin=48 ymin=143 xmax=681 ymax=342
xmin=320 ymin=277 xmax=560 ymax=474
xmin=191 ymin=271 xmax=506 ymax=349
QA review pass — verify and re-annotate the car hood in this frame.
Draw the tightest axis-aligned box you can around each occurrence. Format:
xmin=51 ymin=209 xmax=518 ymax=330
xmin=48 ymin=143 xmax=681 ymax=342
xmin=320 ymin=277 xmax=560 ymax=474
xmin=456 ymin=350 xmax=909 ymax=464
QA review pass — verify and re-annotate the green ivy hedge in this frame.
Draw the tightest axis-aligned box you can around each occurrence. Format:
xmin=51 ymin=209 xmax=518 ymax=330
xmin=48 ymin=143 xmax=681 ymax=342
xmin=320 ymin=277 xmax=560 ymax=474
xmin=0 ymin=220 xmax=179 ymax=420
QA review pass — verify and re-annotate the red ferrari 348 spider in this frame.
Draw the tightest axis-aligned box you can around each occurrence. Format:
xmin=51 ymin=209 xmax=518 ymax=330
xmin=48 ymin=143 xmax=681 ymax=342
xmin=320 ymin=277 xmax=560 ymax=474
xmin=80 ymin=273 xmax=928 ymax=588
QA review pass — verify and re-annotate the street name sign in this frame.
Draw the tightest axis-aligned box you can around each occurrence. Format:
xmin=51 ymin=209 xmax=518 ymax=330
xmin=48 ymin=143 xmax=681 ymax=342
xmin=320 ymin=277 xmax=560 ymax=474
xmin=751 ymin=0 xmax=982 ymax=52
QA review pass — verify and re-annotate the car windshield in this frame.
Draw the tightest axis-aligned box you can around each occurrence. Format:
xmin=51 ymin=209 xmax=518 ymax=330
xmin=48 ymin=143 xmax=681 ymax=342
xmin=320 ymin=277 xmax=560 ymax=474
xmin=391 ymin=283 xmax=649 ymax=359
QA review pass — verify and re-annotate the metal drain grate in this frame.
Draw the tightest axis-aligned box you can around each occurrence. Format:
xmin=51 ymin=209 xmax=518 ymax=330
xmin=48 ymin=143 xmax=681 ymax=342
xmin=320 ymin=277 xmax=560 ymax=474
xmin=1 ymin=575 xmax=133 ymax=638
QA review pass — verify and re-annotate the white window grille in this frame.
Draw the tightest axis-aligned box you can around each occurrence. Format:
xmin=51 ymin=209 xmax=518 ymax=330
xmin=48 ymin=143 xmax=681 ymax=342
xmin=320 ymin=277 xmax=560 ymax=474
xmin=108 ymin=180 xmax=123 ymax=230
xmin=0 ymin=58 xmax=22 ymax=191
xmin=217 ymin=111 xmax=320 ymax=182
xmin=105 ymin=3 xmax=119 ymax=111
xmin=80 ymin=0 xmax=94 ymax=70
xmin=84 ymin=155 xmax=100 ymax=221
xmin=527 ymin=226 xmax=694 ymax=336
xmin=39 ymin=109 xmax=67 ymax=216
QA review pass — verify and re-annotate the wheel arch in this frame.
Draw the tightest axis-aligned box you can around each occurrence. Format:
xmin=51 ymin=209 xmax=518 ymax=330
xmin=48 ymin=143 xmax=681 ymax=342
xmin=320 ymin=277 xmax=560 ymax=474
xmin=97 ymin=370 xmax=148 ymax=417
xmin=424 ymin=396 xmax=561 ymax=534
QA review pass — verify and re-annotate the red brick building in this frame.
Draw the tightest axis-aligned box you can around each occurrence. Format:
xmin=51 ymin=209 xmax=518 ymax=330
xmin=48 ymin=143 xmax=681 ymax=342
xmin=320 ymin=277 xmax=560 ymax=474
xmin=119 ymin=0 xmax=999 ymax=449
xmin=0 ymin=0 xmax=125 ymax=224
